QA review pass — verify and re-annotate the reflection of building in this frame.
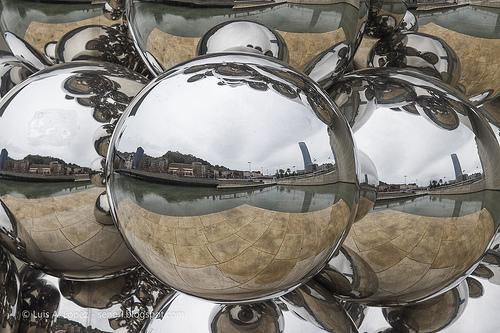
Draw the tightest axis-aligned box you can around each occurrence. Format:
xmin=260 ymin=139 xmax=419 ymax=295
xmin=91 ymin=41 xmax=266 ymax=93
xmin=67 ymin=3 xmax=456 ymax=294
xmin=132 ymin=147 xmax=144 ymax=170
xmin=451 ymin=153 xmax=463 ymax=181
xmin=299 ymin=142 xmax=317 ymax=173
xmin=0 ymin=148 xmax=7 ymax=170
xmin=168 ymin=163 xmax=194 ymax=177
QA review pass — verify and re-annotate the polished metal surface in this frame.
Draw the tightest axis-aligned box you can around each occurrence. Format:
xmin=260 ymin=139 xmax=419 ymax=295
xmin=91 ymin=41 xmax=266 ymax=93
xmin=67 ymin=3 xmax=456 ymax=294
xmin=359 ymin=1 xmax=500 ymax=98
xmin=18 ymin=267 xmax=175 ymax=333
xmin=0 ymin=0 xmax=151 ymax=77
xmin=0 ymin=61 xmax=149 ymax=280
xmin=197 ymin=20 xmax=289 ymax=62
xmin=3 ymin=32 xmax=51 ymax=71
xmin=304 ymin=41 xmax=352 ymax=90
xmin=107 ymin=52 xmax=361 ymax=302
xmin=145 ymin=285 xmax=361 ymax=333
xmin=365 ymin=0 xmax=408 ymax=38
xmin=126 ymin=0 xmax=368 ymax=76
xmin=281 ymin=279 xmax=358 ymax=332
xmin=382 ymin=280 xmax=468 ymax=332
xmin=0 ymin=245 xmax=21 ymax=333
xmin=210 ymin=301 xmax=284 ymax=333
xmin=369 ymin=32 xmax=461 ymax=87
xmin=55 ymin=24 xmax=151 ymax=77
xmin=319 ymin=67 xmax=500 ymax=305
xmin=0 ymin=51 xmax=36 ymax=98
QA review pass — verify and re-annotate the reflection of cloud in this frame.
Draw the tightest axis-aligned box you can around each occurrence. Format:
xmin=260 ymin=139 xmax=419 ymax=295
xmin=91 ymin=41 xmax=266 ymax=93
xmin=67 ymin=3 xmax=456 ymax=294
xmin=28 ymin=109 xmax=75 ymax=147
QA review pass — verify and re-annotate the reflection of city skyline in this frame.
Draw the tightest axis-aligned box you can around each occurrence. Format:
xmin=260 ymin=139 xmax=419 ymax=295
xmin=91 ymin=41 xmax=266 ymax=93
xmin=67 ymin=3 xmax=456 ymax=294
xmin=0 ymin=148 xmax=91 ymax=182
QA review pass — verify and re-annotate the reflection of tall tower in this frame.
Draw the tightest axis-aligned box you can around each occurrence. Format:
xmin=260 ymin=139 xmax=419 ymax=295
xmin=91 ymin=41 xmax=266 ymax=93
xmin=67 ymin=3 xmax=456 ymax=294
xmin=0 ymin=148 xmax=8 ymax=171
xmin=132 ymin=147 xmax=144 ymax=170
xmin=298 ymin=142 xmax=313 ymax=172
xmin=451 ymin=153 xmax=463 ymax=181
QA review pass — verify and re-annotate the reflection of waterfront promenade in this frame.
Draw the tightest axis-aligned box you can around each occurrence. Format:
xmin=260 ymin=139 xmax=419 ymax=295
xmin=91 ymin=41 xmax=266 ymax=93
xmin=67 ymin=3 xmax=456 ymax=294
xmin=117 ymin=168 xmax=272 ymax=188
xmin=0 ymin=170 xmax=90 ymax=182
xmin=112 ymin=174 xmax=356 ymax=216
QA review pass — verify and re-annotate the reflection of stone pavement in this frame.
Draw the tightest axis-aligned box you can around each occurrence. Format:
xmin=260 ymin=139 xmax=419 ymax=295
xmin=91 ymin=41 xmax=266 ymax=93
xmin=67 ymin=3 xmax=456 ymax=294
xmin=24 ymin=15 xmax=115 ymax=55
xmin=118 ymin=199 xmax=351 ymax=300
xmin=147 ymin=27 xmax=346 ymax=71
xmin=344 ymin=208 xmax=494 ymax=302
xmin=1 ymin=188 xmax=133 ymax=276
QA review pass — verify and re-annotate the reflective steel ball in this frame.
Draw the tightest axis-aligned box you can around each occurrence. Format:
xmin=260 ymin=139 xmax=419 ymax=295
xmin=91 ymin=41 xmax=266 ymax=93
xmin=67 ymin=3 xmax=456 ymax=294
xmin=18 ymin=268 xmax=174 ymax=333
xmin=209 ymin=301 xmax=284 ymax=333
xmin=0 ymin=245 xmax=21 ymax=333
xmin=369 ymin=32 xmax=461 ymax=88
xmin=107 ymin=53 xmax=361 ymax=302
xmin=0 ymin=61 xmax=149 ymax=280
xmin=319 ymin=67 xmax=500 ymax=305
xmin=197 ymin=20 xmax=288 ymax=63
xmin=127 ymin=0 xmax=368 ymax=75
xmin=0 ymin=50 xmax=36 ymax=98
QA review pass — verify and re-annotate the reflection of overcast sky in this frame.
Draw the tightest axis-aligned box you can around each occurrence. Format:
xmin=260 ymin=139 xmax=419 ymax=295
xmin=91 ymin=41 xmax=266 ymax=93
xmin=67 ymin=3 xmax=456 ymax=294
xmin=117 ymin=70 xmax=334 ymax=173
xmin=0 ymin=74 xmax=102 ymax=167
xmin=354 ymin=107 xmax=482 ymax=186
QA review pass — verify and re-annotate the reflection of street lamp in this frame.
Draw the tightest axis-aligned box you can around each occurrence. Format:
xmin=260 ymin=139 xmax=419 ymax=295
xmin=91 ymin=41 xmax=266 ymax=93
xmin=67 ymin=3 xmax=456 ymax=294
xmin=293 ymin=165 xmax=296 ymax=174
xmin=248 ymin=161 xmax=251 ymax=179
xmin=404 ymin=175 xmax=407 ymax=185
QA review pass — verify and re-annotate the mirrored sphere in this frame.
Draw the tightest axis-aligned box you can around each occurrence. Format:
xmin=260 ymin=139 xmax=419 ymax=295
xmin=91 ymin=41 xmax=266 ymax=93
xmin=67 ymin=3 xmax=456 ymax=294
xmin=0 ymin=0 xmax=150 ymax=77
xmin=281 ymin=279 xmax=358 ymax=332
xmin=55 ymin=24 xmax=152 ymax=77
xmin=365 ymin=0 xmax=407 ymax=38
xmin=0 ymin=51 xmax=36 ymax=98
xmin=0 ymin=61 xmax=149 ymax=280
xmin=197 ymin=20 xmax=288 ymax=63
xmin=107 ymin=53 xmax=360 ymax=302
xmin=319 ymin=67 xmax=500 ymax=305
xmin=0 ymin=245 xmax=21 ymax=333
xmin=369 ymin=32 xmax=461 ymax=87
xmin=18 ymin=267 xmax=175 ymax=333
xmin=361 ymin=3 xmax=500 ymax=97
xmin=209 ymin=301 xmax=284 ymax=333
xmin=127 ymin=0 xmax=368 ymax=75
xmin=382 ymin=280 xmax=468 ymax=333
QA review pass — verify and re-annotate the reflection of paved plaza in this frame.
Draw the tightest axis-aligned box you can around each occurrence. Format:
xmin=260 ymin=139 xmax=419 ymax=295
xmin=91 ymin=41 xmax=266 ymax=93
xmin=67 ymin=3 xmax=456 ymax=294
xmin=344 ymin=208 xmax=494 ymax=303
xmin=118 ymin=199 xmax=351 ymax=301
xmin=1 ymin=188 xmax=134 ymax=277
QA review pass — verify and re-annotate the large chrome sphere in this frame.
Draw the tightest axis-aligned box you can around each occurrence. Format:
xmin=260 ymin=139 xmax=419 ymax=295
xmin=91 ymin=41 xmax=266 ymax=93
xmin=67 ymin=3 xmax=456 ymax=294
xmin=317 ymin=68 xmax=500 ymax=305
xmin=107 ymin=53 xmax=361 ymax=302
xmin=0 ymin=61 xmax=148 ymax=280
xmin=197 ymin=20 xmax=288 ymax=63
xmin=127 ymin=0 xmax=369 ymax=75
xmin=18 ymin=268 xmax=175 ymax=333
xmin=0 ymin=246 xmax=21 ymax=333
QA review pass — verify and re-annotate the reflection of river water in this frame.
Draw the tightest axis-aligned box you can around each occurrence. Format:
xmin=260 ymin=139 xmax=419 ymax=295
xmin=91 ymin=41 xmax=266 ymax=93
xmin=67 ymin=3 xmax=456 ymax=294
xmin=0 ymin=179 xmax=93 ymax=198
xmin=112 ymin=174 xmax=357 ymax=216
xmin=375 ymin=191 xmax=499 ymax=218
xmin=416 ymin=5 xmax=500 ymax=39
xmin=130 ymin=2 xmax=360 ymax=40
